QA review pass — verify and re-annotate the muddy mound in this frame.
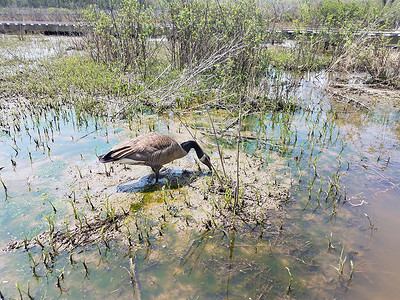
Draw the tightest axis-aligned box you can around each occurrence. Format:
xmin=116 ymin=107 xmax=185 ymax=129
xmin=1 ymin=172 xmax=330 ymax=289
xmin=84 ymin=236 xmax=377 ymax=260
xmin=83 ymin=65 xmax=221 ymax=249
xmin=4 ymin=119 xmax=291 ymax=253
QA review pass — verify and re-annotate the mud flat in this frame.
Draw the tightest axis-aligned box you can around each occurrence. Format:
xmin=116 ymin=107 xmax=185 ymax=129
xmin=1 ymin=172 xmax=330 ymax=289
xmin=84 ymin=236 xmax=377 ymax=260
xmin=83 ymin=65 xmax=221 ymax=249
xmin=3 ymin=117 xmax=291 ymax=253
xmin=327 ymin=80 xmax=400 ymax=112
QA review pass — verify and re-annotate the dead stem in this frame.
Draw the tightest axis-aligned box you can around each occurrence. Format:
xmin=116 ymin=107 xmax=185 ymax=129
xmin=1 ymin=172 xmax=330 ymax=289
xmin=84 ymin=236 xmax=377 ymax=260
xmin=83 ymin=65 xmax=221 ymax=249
xmin=234 ymin=95 xmax=242 ymax=209
xmin=171 ymin=108 xmax=225 ymax=186
xmin=130 ymin=257 xmax=142 ymax=300
xmin=207 ymin=108 xmax=228 ymax=180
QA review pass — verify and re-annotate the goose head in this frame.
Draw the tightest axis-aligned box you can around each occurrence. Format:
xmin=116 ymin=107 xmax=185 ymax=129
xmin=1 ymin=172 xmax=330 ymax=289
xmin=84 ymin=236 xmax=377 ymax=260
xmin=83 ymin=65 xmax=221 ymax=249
xmin=200 ymin=153 xmax=212 ymax=171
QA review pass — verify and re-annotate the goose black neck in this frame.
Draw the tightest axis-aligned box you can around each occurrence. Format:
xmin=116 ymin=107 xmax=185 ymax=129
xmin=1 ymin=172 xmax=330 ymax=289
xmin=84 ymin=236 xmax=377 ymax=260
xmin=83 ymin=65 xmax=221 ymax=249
xmin=181 ymin=140 xmax=204 ymax=158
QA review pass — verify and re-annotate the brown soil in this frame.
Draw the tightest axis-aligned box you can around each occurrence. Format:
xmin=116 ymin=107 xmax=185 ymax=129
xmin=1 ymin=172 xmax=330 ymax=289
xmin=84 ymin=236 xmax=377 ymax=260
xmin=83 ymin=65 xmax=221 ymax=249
xmin=326 ymin=81 xmax=400 ymax=112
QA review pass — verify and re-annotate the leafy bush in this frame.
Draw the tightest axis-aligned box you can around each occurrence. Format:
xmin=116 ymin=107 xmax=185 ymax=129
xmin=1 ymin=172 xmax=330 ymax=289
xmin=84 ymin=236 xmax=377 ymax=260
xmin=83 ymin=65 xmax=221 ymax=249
xmin=299 ymin=0 xmax=382 ymax=29
xmin=83 ymin=0 xmax=157 ymax=75
xmin=83 ymin=0 xmax=274 ymax=95
xmin=161 ymin=0 xmax=267 ymax=68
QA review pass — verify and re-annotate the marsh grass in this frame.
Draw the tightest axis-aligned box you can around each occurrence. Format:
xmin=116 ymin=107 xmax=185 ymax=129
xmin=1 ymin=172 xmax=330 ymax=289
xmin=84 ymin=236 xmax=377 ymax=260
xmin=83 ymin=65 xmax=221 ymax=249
xmin=0 ymin=177 xmax=9 ymax=201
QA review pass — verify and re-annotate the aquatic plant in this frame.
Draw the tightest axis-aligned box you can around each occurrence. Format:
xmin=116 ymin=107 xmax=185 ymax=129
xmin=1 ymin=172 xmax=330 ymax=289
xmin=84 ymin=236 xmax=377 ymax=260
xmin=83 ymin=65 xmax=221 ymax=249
xmin=285 ymin=267 xmax=293 ymax=295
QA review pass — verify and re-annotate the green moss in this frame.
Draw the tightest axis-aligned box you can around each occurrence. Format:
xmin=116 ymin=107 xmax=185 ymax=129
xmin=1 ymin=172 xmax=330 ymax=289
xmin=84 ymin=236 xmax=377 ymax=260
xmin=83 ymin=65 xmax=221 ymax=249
xmin=130 ymin=189 xmax=169 ymax=213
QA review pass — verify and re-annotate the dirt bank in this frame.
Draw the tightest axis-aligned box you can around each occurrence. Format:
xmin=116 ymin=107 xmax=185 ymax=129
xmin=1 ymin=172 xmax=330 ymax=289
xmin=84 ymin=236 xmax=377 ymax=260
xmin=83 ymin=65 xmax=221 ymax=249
xmin=327 ymin=81 xmax=400 ymax=112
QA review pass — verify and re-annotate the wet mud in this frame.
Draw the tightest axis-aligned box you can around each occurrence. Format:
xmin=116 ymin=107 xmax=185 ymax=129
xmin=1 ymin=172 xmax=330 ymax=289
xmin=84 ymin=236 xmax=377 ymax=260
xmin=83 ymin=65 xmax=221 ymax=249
xmin=3 ymin=119 xmax=291 ymax=253
xmin=327 ymin=81 xmax=400 ymax=111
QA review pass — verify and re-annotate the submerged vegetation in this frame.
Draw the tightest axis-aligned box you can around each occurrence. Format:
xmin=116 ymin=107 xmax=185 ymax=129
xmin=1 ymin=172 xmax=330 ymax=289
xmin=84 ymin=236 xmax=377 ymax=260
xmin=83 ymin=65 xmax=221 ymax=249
xmin=1 ymin=0 xmax=400 ymax=299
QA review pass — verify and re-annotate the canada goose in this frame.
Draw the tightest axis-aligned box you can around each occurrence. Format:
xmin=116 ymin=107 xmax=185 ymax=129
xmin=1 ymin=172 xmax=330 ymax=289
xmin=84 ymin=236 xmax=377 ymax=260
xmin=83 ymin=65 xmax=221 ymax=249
xmin=98 ymin=133 xmax=212 ymax=182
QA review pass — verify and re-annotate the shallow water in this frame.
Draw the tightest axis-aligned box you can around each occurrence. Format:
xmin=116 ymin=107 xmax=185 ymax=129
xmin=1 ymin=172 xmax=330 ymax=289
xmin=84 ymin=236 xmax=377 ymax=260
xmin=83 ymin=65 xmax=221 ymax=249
xmin=0 ymin=104 xmax=398 ymax=299
xmin=0 ymin=36 xmax=400 ymax=299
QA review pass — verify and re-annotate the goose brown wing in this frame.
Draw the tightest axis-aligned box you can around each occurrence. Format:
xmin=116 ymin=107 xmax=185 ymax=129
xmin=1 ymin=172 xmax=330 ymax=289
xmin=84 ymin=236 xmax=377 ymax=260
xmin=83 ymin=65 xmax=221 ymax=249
xmin=100 ymin=133 xmax=179 ymax=163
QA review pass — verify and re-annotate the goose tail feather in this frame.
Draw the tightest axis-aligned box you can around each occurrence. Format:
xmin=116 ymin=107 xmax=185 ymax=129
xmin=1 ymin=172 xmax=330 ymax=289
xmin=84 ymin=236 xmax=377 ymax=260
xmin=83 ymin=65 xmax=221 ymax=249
xmin=98 ymin=153 xmax=115 ymax=163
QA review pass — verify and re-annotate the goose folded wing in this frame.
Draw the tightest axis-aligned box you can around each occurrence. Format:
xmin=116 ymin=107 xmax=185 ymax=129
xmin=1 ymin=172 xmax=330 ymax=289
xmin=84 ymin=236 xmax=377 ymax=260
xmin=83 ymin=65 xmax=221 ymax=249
xmin=109 ymin=146 xmax=150 ymax=161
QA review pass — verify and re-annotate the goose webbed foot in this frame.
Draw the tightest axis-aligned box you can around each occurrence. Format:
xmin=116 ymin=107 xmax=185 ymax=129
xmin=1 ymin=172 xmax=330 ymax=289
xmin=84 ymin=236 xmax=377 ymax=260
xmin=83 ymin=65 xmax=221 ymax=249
xmin=146 ymin=173 xmax=158 ymax=185
xmin=150 ymin=167 xmax=162 ymax=184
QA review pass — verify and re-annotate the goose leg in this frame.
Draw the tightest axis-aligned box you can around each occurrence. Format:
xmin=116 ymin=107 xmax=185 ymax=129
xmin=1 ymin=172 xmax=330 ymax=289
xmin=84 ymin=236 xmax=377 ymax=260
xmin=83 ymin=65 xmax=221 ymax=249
xmin=151 ymin=167 xmax=160 ymax=183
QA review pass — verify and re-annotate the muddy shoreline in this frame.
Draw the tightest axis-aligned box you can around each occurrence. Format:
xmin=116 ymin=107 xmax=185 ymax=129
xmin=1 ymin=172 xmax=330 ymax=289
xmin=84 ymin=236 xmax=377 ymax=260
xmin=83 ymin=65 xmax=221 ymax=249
xmin=327 ymin=80 xmax=400 ymax=112
xmin=3 ymin=117 xmax=291 ymax=253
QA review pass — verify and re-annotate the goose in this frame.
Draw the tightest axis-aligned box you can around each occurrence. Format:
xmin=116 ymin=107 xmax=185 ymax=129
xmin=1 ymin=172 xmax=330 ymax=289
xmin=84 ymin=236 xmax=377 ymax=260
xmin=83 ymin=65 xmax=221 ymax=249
xmin=98 ymin=132 xmax=212 ymax=182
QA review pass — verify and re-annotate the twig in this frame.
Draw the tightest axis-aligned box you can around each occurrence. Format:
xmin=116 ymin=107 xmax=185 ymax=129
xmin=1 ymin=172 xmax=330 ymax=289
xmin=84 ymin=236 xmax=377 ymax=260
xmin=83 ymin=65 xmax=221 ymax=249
xmin=171 ymin=109 xmax=224 ymax=186
xmin=130 ymin=257 xmax=142 ymax=300
xmin=207 ymin=108 xmax=228 ymax=180
xmin=234 ymin=94 xmax=242 ymax=209
xmin=327 ymin=89 xmax=370 ymax=111
xmin=348 ymin=200 xmax=368 ymax=207
xmin=113 ymin=64 xmax=172 ymax=118
xmin=157 ymin=39 xmax=246 ymax=104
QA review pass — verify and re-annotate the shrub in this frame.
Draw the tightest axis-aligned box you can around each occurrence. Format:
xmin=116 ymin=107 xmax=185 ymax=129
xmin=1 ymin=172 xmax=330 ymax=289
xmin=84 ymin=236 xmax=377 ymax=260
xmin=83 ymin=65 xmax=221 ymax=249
xmin=82 ymin=0 xmax=157 ymax=75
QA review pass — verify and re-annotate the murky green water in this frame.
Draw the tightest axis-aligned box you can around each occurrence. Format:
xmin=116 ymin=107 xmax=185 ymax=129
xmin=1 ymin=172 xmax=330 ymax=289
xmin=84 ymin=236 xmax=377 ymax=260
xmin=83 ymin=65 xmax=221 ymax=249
xmin=0 ymin=36 xmax=399 ymax=299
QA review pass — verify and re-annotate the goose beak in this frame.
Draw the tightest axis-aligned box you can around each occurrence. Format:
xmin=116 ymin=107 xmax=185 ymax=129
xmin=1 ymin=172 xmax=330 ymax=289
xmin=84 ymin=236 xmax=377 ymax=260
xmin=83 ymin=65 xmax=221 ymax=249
xmin=200 ymin=154 xmax=212 ymax=171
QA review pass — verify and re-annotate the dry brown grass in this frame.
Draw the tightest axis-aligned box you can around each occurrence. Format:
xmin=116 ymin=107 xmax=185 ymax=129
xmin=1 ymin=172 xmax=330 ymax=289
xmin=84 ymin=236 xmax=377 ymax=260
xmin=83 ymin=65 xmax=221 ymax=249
xmin=332 ymin=37 xmax=400 ymax=88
